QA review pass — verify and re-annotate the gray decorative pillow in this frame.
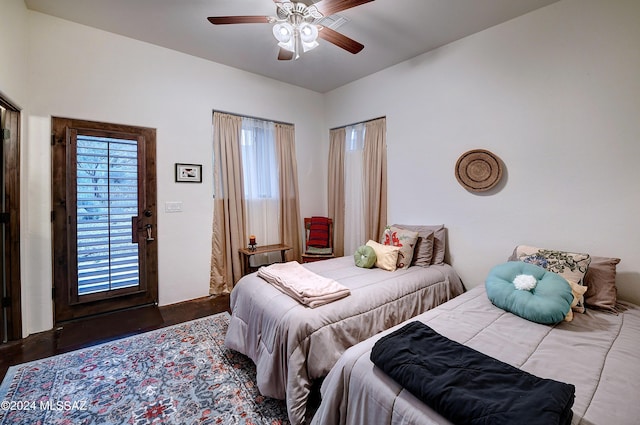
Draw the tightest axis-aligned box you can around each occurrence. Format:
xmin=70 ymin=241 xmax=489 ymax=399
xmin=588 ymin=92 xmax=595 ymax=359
xmin=412 ymin=231 xmax=434 ymax=267
xmin=584 ymin=256 xmax=620 ymax=313
xmin=429 ymin=225 xmax=446 ymax=265
xmin=394 ymin=224 xmax=445 ymax=265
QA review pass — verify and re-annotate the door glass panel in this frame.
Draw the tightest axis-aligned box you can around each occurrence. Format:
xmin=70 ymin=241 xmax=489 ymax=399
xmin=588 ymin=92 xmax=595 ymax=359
xmin=76 ymin=135 xmax=139 ymax=296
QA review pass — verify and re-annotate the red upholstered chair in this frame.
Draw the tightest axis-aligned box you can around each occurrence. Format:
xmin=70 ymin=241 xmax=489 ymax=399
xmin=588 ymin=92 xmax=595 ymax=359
xmin=301 ymin=217 xmax=335 ymax=263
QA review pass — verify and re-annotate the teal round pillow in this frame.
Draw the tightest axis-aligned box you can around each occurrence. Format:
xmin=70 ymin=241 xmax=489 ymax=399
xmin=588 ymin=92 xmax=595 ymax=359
xmin=354 ymin=245 xmax=377 ymax=268
xmin=485 ymin=262 xmax=573 ymax=324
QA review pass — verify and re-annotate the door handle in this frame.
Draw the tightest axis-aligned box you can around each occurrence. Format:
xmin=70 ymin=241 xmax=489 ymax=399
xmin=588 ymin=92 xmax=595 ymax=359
xmin=132 ymin=217 xmax=154 ymax=242
xmin=145 ymin=224 xmax=155 ymax=241
xmin=132 ymin=216 xmax=140 ymax=243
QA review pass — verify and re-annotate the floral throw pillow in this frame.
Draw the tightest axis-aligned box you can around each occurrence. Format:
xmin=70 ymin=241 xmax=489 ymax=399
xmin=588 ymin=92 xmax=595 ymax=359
xmin=514 ymin=245 xmax=591 ymax=313
xmin=381 ymin=226 xmax=419 ymax=270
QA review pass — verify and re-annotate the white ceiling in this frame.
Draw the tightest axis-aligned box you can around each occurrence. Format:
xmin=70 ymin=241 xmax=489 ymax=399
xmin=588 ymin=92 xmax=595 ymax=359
xmin=24 ymin=0 xmax=560 ymax=93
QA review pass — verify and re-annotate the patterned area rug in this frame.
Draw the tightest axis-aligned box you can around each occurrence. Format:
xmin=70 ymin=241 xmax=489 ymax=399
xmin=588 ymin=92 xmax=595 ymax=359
xmin=0 ymin=313 xmax=289 ymax=424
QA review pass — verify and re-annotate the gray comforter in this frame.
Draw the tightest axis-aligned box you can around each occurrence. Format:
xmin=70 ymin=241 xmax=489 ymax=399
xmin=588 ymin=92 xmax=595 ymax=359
xmin=312 ymin=285 xmax=640 ymax=425
xmin=224 ymin=256 xmax=464 ymax=425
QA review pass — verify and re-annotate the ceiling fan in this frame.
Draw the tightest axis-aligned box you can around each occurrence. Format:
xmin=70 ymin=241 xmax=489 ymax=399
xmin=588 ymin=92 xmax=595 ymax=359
xmin=208 ymin=0 xmax=373 ymax=60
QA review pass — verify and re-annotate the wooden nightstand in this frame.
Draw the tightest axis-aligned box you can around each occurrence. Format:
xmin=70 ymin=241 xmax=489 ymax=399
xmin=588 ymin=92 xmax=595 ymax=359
xmin=239 ymin=244 xmax=291 ymax=276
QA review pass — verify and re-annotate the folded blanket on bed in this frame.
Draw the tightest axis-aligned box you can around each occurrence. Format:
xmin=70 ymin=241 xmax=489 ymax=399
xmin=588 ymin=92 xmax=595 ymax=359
xmin=370 ymin=321 xmax=575 ymax=425
xmin=257 ymin=261 xmax=350 ymax=308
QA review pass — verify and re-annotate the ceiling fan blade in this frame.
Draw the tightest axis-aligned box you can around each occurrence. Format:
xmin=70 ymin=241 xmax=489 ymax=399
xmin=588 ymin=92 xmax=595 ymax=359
xmin=207 ymin=16 xmax=271 ymax=25
xmin=278 ymin=48 xmax=294 ymax=61
xmin=318 ymin=27 xmax=364 ymax=54
xmin=312 ymin=0 xmax=374 ymax=16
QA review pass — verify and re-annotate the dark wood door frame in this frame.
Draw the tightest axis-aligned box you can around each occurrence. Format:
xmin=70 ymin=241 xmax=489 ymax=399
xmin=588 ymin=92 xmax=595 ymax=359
xmin=51 ymin=117 xmax=158 ymax=323
xmin=0 ymin=92 xmax=22 ymax=342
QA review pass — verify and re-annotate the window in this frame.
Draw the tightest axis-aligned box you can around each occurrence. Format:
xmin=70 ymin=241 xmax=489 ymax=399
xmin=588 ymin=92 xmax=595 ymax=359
xmin=241 ymin=118 xmax=280 ymax=265
xmin=241 ymin=118 xmax=278 ymax=200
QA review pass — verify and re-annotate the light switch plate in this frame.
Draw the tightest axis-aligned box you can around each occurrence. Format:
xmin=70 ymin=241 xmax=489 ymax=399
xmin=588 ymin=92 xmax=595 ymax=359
xmin=165 ymin=201 xmax=183 ymax=213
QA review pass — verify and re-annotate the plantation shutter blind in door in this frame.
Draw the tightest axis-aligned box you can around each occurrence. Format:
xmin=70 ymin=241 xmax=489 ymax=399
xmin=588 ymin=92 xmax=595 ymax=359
xmin=75 ymin=135 xmax=140 ymax=295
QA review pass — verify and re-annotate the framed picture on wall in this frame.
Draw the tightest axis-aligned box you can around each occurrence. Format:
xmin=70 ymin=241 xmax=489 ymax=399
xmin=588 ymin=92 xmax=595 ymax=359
xmin=175 ymin=163 xmax=202 ymax=183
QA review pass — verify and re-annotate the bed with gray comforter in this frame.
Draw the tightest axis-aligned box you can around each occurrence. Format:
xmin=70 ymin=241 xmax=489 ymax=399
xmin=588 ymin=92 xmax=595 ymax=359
xmin=311 ymin=285 xmax=640 ymax=425
xmin=224 ymin=255 xmax=464 ymax=425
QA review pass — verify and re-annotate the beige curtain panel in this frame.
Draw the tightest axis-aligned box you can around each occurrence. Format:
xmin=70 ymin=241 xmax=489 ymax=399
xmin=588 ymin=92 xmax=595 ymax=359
xmin=275 ymin=123 xmax=303 ymax=262
xmin=363 ymin=117 xmax=388 ymax=242
xmin=210 ymin=112 xmax=246 ymax=295
xmin=328 ymin=128 xmax=346 ymax=257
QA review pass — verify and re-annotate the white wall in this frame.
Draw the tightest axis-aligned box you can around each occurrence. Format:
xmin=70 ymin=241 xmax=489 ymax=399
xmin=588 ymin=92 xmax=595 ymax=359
xmin=326 ymin=0 xmax=640 ymax=304
xmin=1 ymin=0 xmax=30 ymax=335
xmin=0 ymin=0 xmax=29 ymax=105
xmin=18 ymin=11 xmax=327 ymax=335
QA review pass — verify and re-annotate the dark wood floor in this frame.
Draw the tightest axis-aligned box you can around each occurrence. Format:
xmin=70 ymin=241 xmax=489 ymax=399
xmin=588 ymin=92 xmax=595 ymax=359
xmin=0 ymin=294 xmax=230 ymax=382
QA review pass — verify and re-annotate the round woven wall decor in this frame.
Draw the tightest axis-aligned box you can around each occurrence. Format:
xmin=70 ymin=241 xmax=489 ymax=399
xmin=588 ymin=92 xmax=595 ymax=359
xmin=455 ymin=149 xmax=503 ymax=192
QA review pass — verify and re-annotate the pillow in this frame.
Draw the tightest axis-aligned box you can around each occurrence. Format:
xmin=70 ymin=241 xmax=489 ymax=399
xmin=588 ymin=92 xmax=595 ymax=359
xmin=394 ymin=224 xmax=445 ymax=265
xmin=354 ymin=245 xmax=377 ymax=269
xmin=414 ymin=232 xmax=434 ymax=267
xmin=307 ymin=216 xmax=330 ymax=248
xmin=381 ymin=226 xmax=419 ymax=269
xmin=512 ymin=245 xmax=591 ymax=313
xmin=564 ymin=281 xmax=588 ymax=322
xmin=486 ymin=262 xmax=574 ymax=324
xmin=394 ymin=226 xmax=433 ymax=267
xmin=366 ymin=240 xmax=400 ymax=271
xmin=584 ymin=256 xmax=620 ymax=312
xmin=430 ymin=225 xmax=446 ymax=265
xmin=306 ymin=246 xmax=333 ymax=255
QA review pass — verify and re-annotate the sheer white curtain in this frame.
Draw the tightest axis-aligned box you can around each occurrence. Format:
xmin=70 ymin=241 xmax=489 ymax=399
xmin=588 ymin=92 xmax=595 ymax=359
xmin=241 ymin=117 xmax=281 ymax=266
xmin=343 ymin=123 xmax=366 ymax=255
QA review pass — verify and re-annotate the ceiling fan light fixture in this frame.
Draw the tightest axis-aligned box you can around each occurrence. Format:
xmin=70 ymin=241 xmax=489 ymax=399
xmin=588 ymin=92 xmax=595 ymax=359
xmin=301 ymin=40 xmax=319 ymax=53
xmin=299 ymin=22 xmax=318 ymax=44
xmin=299 ymin=22 xmax=319 ymax=53
xmin=209 ymin=0 xmax=369 ymax=61
xmin=278 ymin=39 xmax=296 ymax=53
xmin=301 ymin=38 xmax=319 ymax=53
xmin=273 ymin=21 xmax=319 ymax=56
xmin=272 ymin=1 xmax=322 ymax=58
xmin=273 ymin=22 xmax=294 ymax=43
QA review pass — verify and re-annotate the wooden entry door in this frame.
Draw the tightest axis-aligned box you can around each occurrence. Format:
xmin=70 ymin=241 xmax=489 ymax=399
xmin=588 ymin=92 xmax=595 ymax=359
xmin=52 ymin=117 xmax=158 ymax=323
xmin=0 ymin=98 xmax=21 ymax=343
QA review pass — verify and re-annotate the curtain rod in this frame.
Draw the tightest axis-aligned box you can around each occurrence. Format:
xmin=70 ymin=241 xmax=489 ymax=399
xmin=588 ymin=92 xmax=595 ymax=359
xmin=213 ymin=109 xmax=294 ymax=127
xmin=330 ymin=115 xmax=385 ymax=131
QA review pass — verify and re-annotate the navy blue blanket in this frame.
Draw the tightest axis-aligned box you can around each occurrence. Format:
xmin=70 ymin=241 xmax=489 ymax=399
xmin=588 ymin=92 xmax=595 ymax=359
xmin=370 ymin=321 xmax=574 ymax=425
